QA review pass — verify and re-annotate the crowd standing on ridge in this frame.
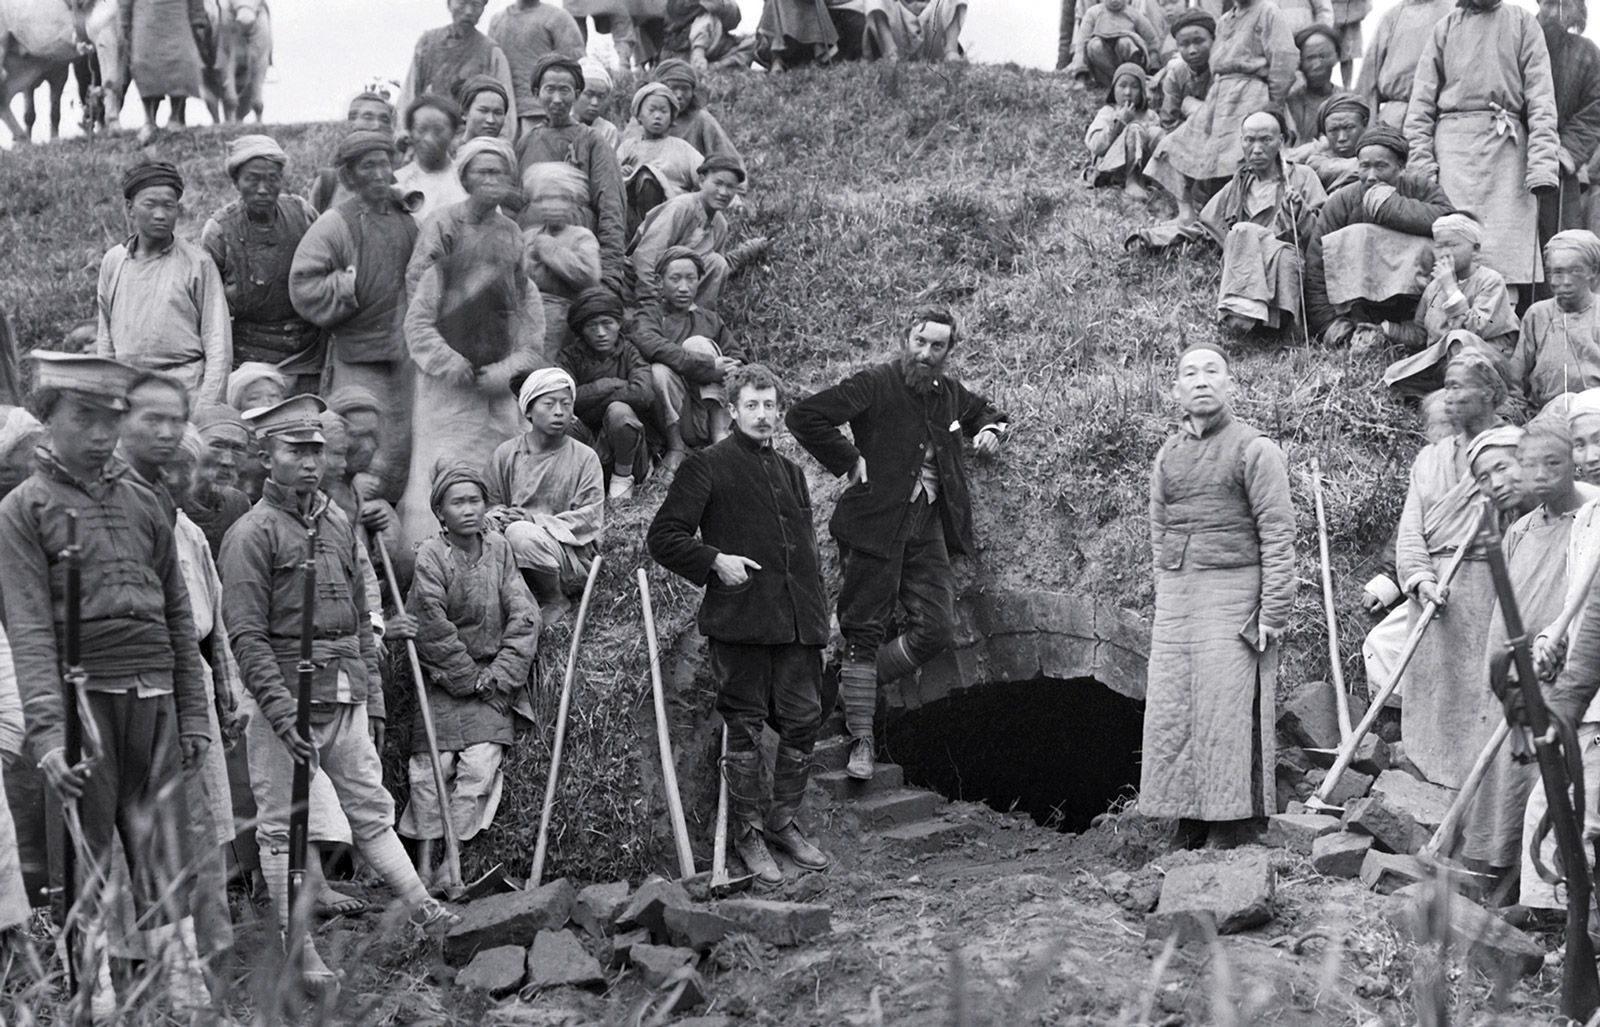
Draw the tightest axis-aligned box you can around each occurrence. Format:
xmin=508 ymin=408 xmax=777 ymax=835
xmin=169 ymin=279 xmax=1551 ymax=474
xmin=16 ymin=0 xmax=1600 ymax=1018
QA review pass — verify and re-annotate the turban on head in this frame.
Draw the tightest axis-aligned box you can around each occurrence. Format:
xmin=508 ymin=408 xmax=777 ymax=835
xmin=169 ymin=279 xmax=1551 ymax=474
xmin=631 ymin=81 xmax=680 ymax=122
xmin=698 ymin=153 xmax=747 ymax=183
xmin=1317 ymin=94 xmax=1369 ymax=134
xmin=652 ymin=58 xmax=699 ymax=92
xmin=454 ymin=135 xmax=518 ymax=189
xmin=567 ymin=287 xmax=626 ymax=333
xmin=1446 ymin=345 xmax=1509 ymax=407
xmin=579 ymin=56 xmax=613 ymax=93
xmin=455 ymin=73 xmax=509 ymax=113
xmin=348 ymin=90 xmax=394 ymax=117
xmin=522 ymin=161 xmax=589 ymax=206
xmin=655 ymin=244 xmax=705 ymax=280
xmin=517 ymin=367 xmax=577 ymax=412
xmin=226 ymin=134 xmax=288 ymax=179
xmin=121 ymin=160 xmax=184 ymax=201
xmin=1168 ymin=8 xmax=1216 ymax=37
xmin=0 ymin=406 xmax=42 ymax=460
xmin=336 ymin=130 xmax=397 ymax=168
xmin=531 ymin=53 xmax=584 ymax=93
xmin=1432 ymin=212 xmax=1484 ymax=245
xmin=1464 ymin=424 xmax=1525 ymax=471
xmin=1570 ymin=387 xmax=1600 ymax=427
xmin=194 ymin=403 xmax=251 ymax=445
xmin=429 ymin=462 xmax=490 ymax=518
xmin=405 ymin=92 xmax=463 ymax=133
xmin=178 ymin=425 xmax=205 ymax=464
xmin=1177 ymin=339 xmax=1230 ymax=368
xmin=1546 ymin=229 xmax=1600 ymax=275
xmin=226 ymin=362 xmax=288 ymax=410
xmin=1294 ymin=23 xmax=1342 ymax=58
xmin=326 ymin=385 xmax=382 ymax=417
xmin=1357 ymin=124 xmax=1409 ymax=162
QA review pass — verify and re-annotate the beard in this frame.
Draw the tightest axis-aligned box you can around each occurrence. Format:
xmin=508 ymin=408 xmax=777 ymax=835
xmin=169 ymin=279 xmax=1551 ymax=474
xmin=900 ymin=353 xmax=942 ymax=394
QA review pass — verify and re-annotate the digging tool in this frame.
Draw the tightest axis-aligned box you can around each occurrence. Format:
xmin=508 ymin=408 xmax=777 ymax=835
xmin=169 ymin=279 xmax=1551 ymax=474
xmin=459 ymin=862 xmax=516 ymax=900
xmin=371 ymin=532 xmax=464 ymax=898
xmin=529 ymin=555 xmax=604 ymax=888
xmin=1481 ymin=513 xmax=1600 ymax=1021
xmin=640 ymin=568 xmax=696 ymax=880
xmin=287 ymin=528 xmax=317 ymax=967
xmin=1308 ymin=503 xmax=1487 ymax=811
xmin=709 ymin=724 xmax=754 ymax=897
xmin=1420 ymin=720 xmax=1513 ymax=859
xmin=1311 ymin=457 xmax=1353 ymax=742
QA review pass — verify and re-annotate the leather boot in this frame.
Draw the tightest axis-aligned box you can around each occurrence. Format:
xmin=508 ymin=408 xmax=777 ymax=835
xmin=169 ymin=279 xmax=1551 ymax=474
xmin=839 ymin=658 xmax=877 ymax=780
xmin=723 ymin=749 xmax=782 ymax=885
xmin=766 ymin=745 xmax=830 ymax=871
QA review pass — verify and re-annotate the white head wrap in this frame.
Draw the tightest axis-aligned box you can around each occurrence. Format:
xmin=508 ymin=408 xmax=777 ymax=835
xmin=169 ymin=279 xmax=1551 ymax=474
xmin=0 ymin=406 xmax=42 ymax=459
xmin=518 ymin=368 xmax=576 ymax=413
xmin=1569 ymin=387 xmax=1600 ymax=426
xmin=226 ymin=362 xmax=289 ymax=411
xmin=580 ymin=56 xmax=613 ymax=93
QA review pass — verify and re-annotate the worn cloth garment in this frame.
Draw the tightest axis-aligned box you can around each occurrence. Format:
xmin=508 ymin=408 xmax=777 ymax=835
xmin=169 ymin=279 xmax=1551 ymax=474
xmin=1285 ymin=136 xmax=1359 ymax=191
xmin=1461 ymin=488 xmax=1597 ymax=865
xmin=290 ymin=196 xmax=421 ymax=503
xmin=1304 ymin=173 xmax=1454 ymax=336
xmin=1508 ymin=297 xmax=1600 ymax=412
xmin=526 ymin=224 xmax=602 ymax=362
xmin=486 ymin=433 xmax=605 ymax=587
xmin=1069 ymin=3 xmax=1162 ymax=84
xmin=629 ymin=193 xmax=730 ymax=305
xmin=125 ymin=0 xmax=205 ymax=99
xmin=399 ymin=742 xmax=505 ymax=841
xmin=636 ymin=305 xmax=745 ymax=446
xmin=756 ymin=0 xmax=841 ymax=64
xmin=668 ymin=107 xmax=741 ymax=163
xmin=172 ymin=510 xmax=239 ymax=848
xmin=394 ymin=162 xmax=470 ymax=224
xmin=1200 ymin=160 xmax=1327 ymax=329
xmin=1354 ymin=0 xmax=1453 ymax=125
xmin=558 ymin=337 xmax=654 ymax=475
xmin=618 ymin=132 xmax=705 ymax=200
xmin=96 ymin=236 xmax=232 ymax=404
xmin=1384 ymin=264 xmax=1521 ymax=365
xmin=1394 ymin=431 xmax=1503 ymax=787
xmin=863 ymin=0 xmax=966 ymax=60
xmin=1141 ymin=410 xmax=1295 ymax=821
xmin=1274 ymin=0 xmax=1332 ymax=36
xmin=398 ymin=209 xmax=547 ymax=558
xmin=1544 ymin=28 xmax=1600 ymax=235
xmin=517 ymin=126 xmax=628 ymax=294
xmin=1285 ymin=83 xmax=1344 ymax=147
xmin=200 ymin=193 xmax=322 ymax=369
xmin=488 ymin=1 xmax=585 ymax=126
xmin=1332 ymin=0 xmax=1369 ymax=56
xmin=0 ymin=626 xmax=29 ymax=930
xmin=1145 ymin=0 xmax=1298 ymax=193
xmin=1087 ymin=103 xmax=1164 ymax=183
xmin=1404 ymin=1 xmax=1560 ymax=286
xmin=1157 ymin=55 xmax=1211 ymax=131
xmin=398 ymin=24 xmax=517 ymax=141
xmin=181 ymin=484 xmax=250 ymax=559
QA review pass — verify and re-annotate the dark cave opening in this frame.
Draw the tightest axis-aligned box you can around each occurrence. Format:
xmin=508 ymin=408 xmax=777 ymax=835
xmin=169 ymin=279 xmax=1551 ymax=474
xmin=883 ymin=676 xmax=1145 ymax=833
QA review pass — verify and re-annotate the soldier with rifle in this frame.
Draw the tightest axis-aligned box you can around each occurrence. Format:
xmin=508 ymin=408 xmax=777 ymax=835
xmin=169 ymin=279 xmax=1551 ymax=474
xmin=0 ymin=353 xmax=215 ymax=1021
xmin=219 ymin=395 xmax=457 ymax=993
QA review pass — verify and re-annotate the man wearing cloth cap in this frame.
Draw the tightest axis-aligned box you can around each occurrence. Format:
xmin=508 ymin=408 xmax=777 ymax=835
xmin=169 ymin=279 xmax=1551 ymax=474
xmin=487 ymin=0 xmax=584 ymax=135
xmin=184 ymin=404 xmax=254 ymax=558
xmin=96 ymin=161 xmax=233 ymax=405
xmin=651 ymin=59 xmax=743 ymax=164
xmin=1303 ymin=125 xmax=1454 ymax=347
xmin=1155 ymin=9 xmax=1213 ymax=131
xmin=0 ymin=352 xmax=218 ymax=1016
xmin=398 ymin=0 xmax=518 ymax=143
xmin=1285 ymin=93 xmax=1370 ymax=192
xmin=220 ymin=395 xmax=455 ymax=986
xmin=201 ymin=136 xmax=323 ymax=390
xmin=1140 ymin=341 xmax=1294 ymax=849
xmin=290 ymin=131 xmax=421 ymax=506
xmin=573 ymin=57 xmax=621 ymax=148
xmin=485 ymin=368 xmax=605 ymax=623
xmin=629 ymin=154 xmax=745 ymax=307
xmin=1509 ymin=230 xmax=1600 ymax=413
xmin=787 ymin=308 xmax=1007 ymax=780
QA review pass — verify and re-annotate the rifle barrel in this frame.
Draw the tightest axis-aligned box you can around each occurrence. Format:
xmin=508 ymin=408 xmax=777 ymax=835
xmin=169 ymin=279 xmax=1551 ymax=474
xmin=286 ymin=528 xmax=316 ymax=947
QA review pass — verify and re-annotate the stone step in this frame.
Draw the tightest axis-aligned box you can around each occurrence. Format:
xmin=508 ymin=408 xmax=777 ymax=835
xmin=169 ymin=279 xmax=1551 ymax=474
xmin=876 ymin=819 xmax=980 ymax=858
xmin=852 ymin=789 xmax=942 ymax=828
xmin=814 ymin=764 xmax=905 ymax=800
xmin=812 ymin=736 xmax=854 ymax=773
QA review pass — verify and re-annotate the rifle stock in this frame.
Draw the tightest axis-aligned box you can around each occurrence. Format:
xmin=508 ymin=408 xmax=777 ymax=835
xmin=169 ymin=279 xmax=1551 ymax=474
xmin=1481 ymin=512 xmax=1600 ymax=1020
xmin=286 ymin=528 xmax=317 ymax=951
xmin=59 ymin=510 xmax=82 ymax=998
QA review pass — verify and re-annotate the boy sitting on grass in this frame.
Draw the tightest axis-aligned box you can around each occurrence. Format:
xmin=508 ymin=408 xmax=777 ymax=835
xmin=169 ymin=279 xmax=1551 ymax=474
xmin=635 ymin=246 xmax=746 ymax=478
xmin=1068 ymin=0 xmax=1160 ymax=90
xmin=559 ymin=288 xmax=656 ymax=501
xmin=619 ymin=82 xmax=706 ymax=232
xmin=398 ymin=464 xmax=539 ymax=888
xmin=1374 ymin=213 xmax=1520 ymax=367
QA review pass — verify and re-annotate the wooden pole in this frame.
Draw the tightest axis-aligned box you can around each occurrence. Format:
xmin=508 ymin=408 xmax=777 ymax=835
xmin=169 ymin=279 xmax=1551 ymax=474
xmin=1421 ymin=719 xmax=1513 ymax=859
xmin=639 ymin=568 xmax=696 ymax=879
xmin=1311 ymin=457 xmax=1353 ymax=741
xmin=711 ymin=724 xmax=730 ymax=888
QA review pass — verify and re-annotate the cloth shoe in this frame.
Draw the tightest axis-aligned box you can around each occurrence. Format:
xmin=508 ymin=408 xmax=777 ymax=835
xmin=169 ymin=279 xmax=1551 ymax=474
xmin=733 ymin=824 xmax=783 ymax=886
xmin=409 ymin=898 xmax=460 ymax=935
xmin=766 ymin=822 xmax=830 ymax=872
xmin=846 ymin=736 xmax=874 ymax=780
xmin=608 ymin=474 xmax=635 ymax=501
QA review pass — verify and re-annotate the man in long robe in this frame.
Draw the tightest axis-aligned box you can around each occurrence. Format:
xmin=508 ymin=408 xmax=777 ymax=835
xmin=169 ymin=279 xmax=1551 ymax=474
xmin=1509 ymin=230 xmax=1600 ymax=413
xmin=1353 ymin=0 xmax=1452 ymax=126
xmin=1538 ymin=0 xmax=1600 ymax=240
xmin=1405 ymin=0 xmax=1559 ymax=293
xmin=1142 ymin=341 xmax=1294 ymax=847
xmin=398 ymin=0 xmax=518 ymax=141
xmin=1200 ymin=111 xmax=1327 ymax=337
xmin=490 ymin=0 xmax=584 ymax=134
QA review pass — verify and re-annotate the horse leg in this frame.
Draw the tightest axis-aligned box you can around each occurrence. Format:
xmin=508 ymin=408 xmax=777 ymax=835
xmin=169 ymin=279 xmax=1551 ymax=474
xmin=22 ymin=86 xmax=35 ymax=142
xmin=0 ymin=91 xmax=30 ymax=145
xmin=170 ymin=95 xmax=187 ymax=126
xmin=49 ymin=71 xmax=65 ymax=139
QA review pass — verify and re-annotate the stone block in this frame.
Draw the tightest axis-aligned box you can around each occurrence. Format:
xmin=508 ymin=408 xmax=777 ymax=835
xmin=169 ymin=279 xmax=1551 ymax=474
xmin=853 ymin=789 xmax=942 ymax=827
xmin=1311 ymin=832 xmax=1373 ymax=878
xmin=525 ymin=929 xmax=606 ymax=990
xmin=1278 ymin=681 xmax=1343 ymax=749
xmin=1370 ymin=770 xmax=1454 ymax=830
xmin=573 ymin=881 xmax=631 ymax=939
xmin=444 ymin=878 xmax=578 ymax=965
xmin=1389 ymin=885 xmax=1546 ymax=979
xmin=985 ymin=633 xmax=1040 ymax=683
xmin=455 ymin=945 xmax=526 ymax=996
xmin=663 ymin=905 xmax=736 ymax=953
xmin=1277 ymin=747 xmax=1316 ymax=775
xmin=614 ymin=876 xmax=693 ymax=940
xmin=1144 ymin=908 xmax=1218 ymax=947
xmin=1262 ymin=813 xmax=1339 ymax=855
xmin=715 ymin=898 xmax=832 ymax=947
xmin=608 ymin=927 xmax=650 ymax=968
xmin=657 ymin=966 xmax=707 ymax=1014
xmin=1360 ymin=851 xmax=1427 ymax=894
xmin=629 ymin=943 xmax=697 ymax=988
xmin=1304 ymin=768 xmax=1374 ymax=808
xmin=1154 ymin=853 xmax=1275 ymax=934
xmin=813 ymin=764 xmax=906 ymax=799
xmin=877 ymin=818 xmax=979 ymax=857
xmin=1342 ymin=795 xmax=1420 ymax=854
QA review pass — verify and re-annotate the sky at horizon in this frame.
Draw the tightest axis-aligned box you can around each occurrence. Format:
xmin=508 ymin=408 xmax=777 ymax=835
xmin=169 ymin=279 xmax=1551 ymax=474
xmin=0 ymin=0 xmax=1591 ymax=142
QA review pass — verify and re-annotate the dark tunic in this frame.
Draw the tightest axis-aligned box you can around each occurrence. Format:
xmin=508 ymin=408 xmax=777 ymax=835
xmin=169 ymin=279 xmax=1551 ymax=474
xmin=201 ymin=194 xmax=321 ymax=366
xmin=516 ymin=124 xmax=629 ymax=294
xmin=407 ymin=25 xmax=502 ymax=103
xmin=1549 ymin=28 xmax=1600 ymax=232
xmin=180 ymin=485 xmax=252 ymax=559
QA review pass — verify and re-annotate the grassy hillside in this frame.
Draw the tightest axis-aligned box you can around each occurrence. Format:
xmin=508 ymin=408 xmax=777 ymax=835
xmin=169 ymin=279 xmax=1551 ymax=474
xmin=0 ymin=61 xmax=1419 ymax=884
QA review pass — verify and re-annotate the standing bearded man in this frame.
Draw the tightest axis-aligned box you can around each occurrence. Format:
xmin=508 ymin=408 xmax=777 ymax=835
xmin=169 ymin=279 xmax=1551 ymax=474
xmin=787 ymin=309 xmax=1008 ymax=781
xmin=1142 ymin=342 xmax=1295 ymax=849
xmin=648 ymin=364 xmax=832 ymax=884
